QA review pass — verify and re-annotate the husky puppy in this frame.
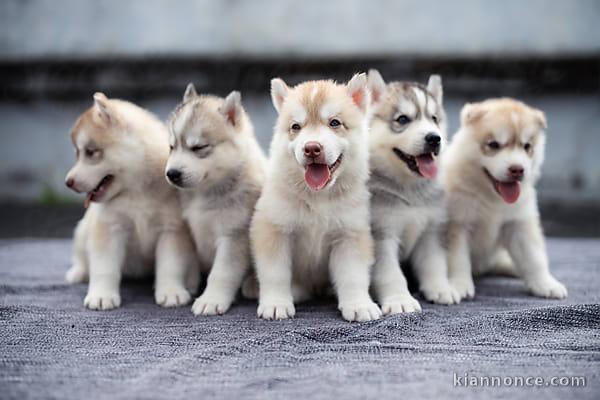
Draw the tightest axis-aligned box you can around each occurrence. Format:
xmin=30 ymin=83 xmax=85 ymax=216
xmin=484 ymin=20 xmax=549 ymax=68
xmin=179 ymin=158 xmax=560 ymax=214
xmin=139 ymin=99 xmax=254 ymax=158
xmin=366 ymin=70 xmax=459 ymax=314
xmin=442 ymin=98 xmax=567 ymax=301
xmin=251 ymin=73 xmax=382 ymax=322
xmin=65 ymin=93 xmax=198 ymax=310
xmin=166 ymin=84 xmax=267 ymax=315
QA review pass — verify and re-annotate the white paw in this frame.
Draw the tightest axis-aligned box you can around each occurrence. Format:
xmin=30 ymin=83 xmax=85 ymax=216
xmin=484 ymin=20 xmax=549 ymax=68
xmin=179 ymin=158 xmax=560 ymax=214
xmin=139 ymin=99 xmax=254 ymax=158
xmin=449 ymin=276 xmax=476 ymax=301
xmin=339 ymin=300 xmax=382 ymax=322
xmin=191 ymin=293 xmax=233 ymax=316
xmin=84 ymin=291 xmax=121 ymax=310
xmin=380 ymin=294 xmax=422 ymax=315
xmin=65 ymin=265 xmax=87 ymax=284
xmin=527 ymin=275 xmax=568 ymax=299
xmin=155 ymin=286 xmax=192 ymax=308
xmin=421 ymin=282 xmax=461 ymax=305
xmin=257 ymin=300 xmax=295 ymax=320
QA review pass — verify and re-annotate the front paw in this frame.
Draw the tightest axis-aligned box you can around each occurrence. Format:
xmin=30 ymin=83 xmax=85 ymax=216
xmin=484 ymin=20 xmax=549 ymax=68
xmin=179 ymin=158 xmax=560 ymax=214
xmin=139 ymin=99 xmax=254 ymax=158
xmin=191 ymin=293 xmax=233 ymax=316
xmin=527 ymin=275 xmax=568 ymax=299
xmin=339 ymin=300 xmax=382 ymax=322
xmin=84 ymin=291 xmax=121 ymax=310
xmin=257 ymin=299 xmax=295 ymax=320
xmin=449 ymin=276 xmax=475 ymax=301
xmin=155 ymin=286 xmax=192 ymax=308
xmin=421 ymin=282 xmax=461 ymax=305
xmin=65 ymin=265 xmax=87 ymax=284
xmin=380 ymin=294 xmax=421 ymax=315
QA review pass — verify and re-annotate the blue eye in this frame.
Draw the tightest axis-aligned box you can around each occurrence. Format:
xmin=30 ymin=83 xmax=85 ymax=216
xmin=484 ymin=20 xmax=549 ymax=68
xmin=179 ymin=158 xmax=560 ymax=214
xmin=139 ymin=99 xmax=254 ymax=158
xmin=329 ymin=119 xmax=341 ymax=128
xmin=396 ymin=115 xmax=411 ymax=125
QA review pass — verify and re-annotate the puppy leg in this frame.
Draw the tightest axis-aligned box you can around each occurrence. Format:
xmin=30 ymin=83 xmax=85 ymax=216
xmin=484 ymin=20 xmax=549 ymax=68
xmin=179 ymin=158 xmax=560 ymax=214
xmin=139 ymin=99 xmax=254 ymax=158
xmin=413 ymin=229 xmax=460 ymax=305
xmin=371 ymin=237 xmax=421 ymax=314
xmin=252 ymin=217 xmax=295 ymax=320
xmin=192 ymin=235 xmax=248 ymax=316
xmin=241 ymin=273 xmax=259 ymax=300
xmin=66 ymin=219 xmax=89 ymax=284
xmin=84 ymin=222 xmax=125 ymax=310
xmin=447 ymin=223 xmax=475 ymax=301
xmin=154 ymin=229 xmax=195 ymax=307
xmin=330 ymin=232 xmax=382 ymax=322
xmin=504 ymin=219 xmax=567 ymax=299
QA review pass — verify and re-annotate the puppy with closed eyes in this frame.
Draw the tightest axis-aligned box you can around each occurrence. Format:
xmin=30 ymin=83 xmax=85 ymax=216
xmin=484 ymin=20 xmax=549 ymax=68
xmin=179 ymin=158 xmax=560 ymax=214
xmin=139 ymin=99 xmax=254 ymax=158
xmin=166 ymin=84 xmax=267 ymax=315
xmin=366 ymin=70 xmax=459 ymax=314
xmin=442 ymin=98 xmax=567 ymax=301
xmin=251 ymin=73 xmax=382 ymax=322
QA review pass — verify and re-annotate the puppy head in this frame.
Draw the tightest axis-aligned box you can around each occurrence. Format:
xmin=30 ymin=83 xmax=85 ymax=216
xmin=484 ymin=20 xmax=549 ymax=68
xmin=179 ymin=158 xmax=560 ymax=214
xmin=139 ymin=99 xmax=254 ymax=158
xmin=270 ymin=73 xmax=370 ymax=192
xmin=368 ymin=69 xmax=446 ymax=181
xmin=459 ymin=98 xmax=547 ymax=204
xmin=65 ymin=93 xmax=135 ymax=207
xmin=165 ymin=85 xmax=248 ymax=193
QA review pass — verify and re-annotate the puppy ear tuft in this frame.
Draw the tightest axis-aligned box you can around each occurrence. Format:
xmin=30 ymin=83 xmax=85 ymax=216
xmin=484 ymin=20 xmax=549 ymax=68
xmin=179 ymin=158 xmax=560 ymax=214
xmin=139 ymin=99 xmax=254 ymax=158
xmin=221 ymin=91 xmax=242 ymax=127
xmin=183 ymin=83 xmax=198 ymax=102
xmin=533 ymin=109 xmax=547 ymax=130
xmin=270 ymin=78 xmax=289 ymax=113
xmin=347 ymin=72 xmax=370 ymax=113
xmin=93 ymin=92 xmax=112 ymax=124
xmin=460 ymin=102 xmax=486 ymax=125
xmin=427 ymin=75 xmax=443 ymax=105
xmin=367 ymin=69 xmax=386 ymax=104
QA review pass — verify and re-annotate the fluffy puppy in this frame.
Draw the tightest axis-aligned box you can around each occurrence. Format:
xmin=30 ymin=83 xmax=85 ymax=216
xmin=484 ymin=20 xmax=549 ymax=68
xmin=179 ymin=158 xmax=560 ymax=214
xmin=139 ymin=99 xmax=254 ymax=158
xmin=166 ymin=84 xmax=267 ymax=315
xmin=65 ymin=93 xmax=198 ymax=310
xmin=251 ymin=73 xmax=382 ymax=322
xmin=442 ymin=98 xmax=567 ymax=301
xmin=366 ymin=70 xmax=459 ymax=314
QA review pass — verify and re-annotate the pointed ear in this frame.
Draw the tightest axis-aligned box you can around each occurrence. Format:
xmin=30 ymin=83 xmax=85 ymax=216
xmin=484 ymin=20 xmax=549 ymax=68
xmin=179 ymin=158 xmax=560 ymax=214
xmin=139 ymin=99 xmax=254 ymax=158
xmin=461 ymin=102 xmax=486 ymax=126
xmin=427 ymin=75 xmax=443 ymax=105
xmin=533 ymin=109 xmax=547 ymax=130
xmin=367 ymin=69 xmax=386 ymax=104
xmin=220 ymin=91 xmax=242 ymax=127
xmin=347 ymin=73 xmax=370 ymax=113
xmin=93 ymin=92 xmax=112 ymax=124
xmin=183 ymin=83 xmax=197 ymax=102
xmin=270 ymin=78 xmax=289 ymax=113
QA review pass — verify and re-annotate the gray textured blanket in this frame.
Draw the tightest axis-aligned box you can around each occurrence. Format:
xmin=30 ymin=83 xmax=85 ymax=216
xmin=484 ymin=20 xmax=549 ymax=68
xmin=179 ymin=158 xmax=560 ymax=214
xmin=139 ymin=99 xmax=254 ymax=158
xmin=0 ymin=238 xmax=598 ymax=399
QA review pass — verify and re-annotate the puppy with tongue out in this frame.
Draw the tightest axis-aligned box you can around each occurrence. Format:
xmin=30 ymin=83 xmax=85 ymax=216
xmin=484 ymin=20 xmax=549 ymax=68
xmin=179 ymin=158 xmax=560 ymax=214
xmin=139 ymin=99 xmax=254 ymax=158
xmin=251 ymin=73 xmax=382 ymax=322
xmin=442 ymin=98 xmax=567 ymax=302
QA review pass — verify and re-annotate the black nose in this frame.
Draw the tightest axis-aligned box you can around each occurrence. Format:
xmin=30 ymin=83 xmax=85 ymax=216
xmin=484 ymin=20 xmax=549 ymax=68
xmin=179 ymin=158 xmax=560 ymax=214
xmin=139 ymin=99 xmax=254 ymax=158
xmin=424 ymin=133 xmax=441 ymax=153
xmin=166 ymin=169 xmax=182 ymax=184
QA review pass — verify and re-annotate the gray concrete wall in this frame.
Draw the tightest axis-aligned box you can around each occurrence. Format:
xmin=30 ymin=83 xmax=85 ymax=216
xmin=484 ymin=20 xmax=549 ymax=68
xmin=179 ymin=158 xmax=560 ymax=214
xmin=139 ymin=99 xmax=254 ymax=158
xmin=1 ymin=0 xmax=599 ymax=60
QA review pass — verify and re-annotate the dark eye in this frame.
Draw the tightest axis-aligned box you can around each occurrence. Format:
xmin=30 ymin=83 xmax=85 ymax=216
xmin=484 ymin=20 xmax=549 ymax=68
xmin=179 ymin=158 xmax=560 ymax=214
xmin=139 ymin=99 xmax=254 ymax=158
xmin=432 ymin=115 xmax=439 ymax=124
xmin=329 ymin=118 xmax=341 ymax=128
xmin=291 ymin=123 xmax=302 ymax=131
xmin=169 ymin=145 xmax=174 ymax=151
xmin=523 ymin=143 xmax=531 ymax=151
xmin=487 ymin=141 xmax=501 ymax=150
xmin=191 ymin=144 xmax=210 ymax=152
xmin=396 ymin=115 xmax=411 ymax=125
xmin=85 ymin=148 xmax=97 ymax=157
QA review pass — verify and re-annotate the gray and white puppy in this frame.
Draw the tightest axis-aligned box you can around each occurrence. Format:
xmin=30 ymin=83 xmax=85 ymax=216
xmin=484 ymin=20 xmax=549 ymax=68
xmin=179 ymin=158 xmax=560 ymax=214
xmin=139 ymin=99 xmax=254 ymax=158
xmin=366 ymin=70 xmax=460 ymax=314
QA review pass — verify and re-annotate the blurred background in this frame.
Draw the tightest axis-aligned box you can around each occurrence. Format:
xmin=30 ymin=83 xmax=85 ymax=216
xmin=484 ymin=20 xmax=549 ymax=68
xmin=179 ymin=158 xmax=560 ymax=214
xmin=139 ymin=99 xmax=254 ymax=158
xmin=0 ymin=0 xmax=599 ymax=237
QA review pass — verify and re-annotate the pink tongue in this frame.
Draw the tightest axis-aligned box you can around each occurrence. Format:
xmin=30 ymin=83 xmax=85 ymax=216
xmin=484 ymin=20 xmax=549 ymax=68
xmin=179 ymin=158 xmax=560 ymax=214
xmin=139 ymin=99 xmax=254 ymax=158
xmin=415 ymin=154 xmax=437 ymax=178
xmin=495 ymin=181 xmax=521 ymax=203
xmin=84 ymin=193 xmax=93 ymax=209
xmin=305 ymin=163 xmax=331 ymax=191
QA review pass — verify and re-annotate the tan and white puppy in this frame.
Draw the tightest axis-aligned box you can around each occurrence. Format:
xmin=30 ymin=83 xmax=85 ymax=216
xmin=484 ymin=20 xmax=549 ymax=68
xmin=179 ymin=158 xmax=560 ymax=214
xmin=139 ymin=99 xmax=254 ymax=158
xmin=65 ymin=93 xmax=198 ymax=310
xmin=166 ymin=84 xmax=267 ymax=315
xmin=442 ymin=98 xmax=567 ymax=301
xmin=251 ymin=74 xmax=382 ymax=322
xmin=366 ymin=70 xmax=459 ymax=314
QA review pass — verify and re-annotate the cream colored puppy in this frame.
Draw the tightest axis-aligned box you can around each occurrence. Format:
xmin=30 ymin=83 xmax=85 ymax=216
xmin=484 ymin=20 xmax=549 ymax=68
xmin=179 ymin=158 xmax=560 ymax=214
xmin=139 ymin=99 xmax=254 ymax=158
xmin=65 ymin=93 xmax=198 ymax=310
xmin=166 ymin=84 xmax=267 ymax=315
xmin=251 ymin=74 xmax=382 ymax=322
xmin=366 ymin=70 xmax=460 ymax=315
xmin=442 ymin=98 xmax=567 ymax=301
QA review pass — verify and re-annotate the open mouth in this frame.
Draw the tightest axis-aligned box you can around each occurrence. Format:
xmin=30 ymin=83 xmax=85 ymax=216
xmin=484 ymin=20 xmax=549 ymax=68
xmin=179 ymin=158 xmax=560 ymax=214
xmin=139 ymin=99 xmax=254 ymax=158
xmin=304 ymin=154 xmax=343 ymax=191
xmin=84 ymin=174 xmax=114 ymax=208
xmin=483 ymin=168 xmax=520 ymax=204
xmin=392 ymin=148 xmax=438 ymax=178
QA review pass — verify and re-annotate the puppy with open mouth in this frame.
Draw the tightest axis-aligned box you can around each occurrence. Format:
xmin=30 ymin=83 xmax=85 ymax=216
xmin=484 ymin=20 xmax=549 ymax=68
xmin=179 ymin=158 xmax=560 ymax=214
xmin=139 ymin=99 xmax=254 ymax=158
xmin=65 ymin=93 xmax=198 ymax=310
xmin=250 ymin=73 xmax=382 ymax=322
xmin=442 ymin=98 xmax=567 ymax=301
xmin=166 ymin=84 xmax=267 ymax=316
xmin=366 ymin=70 xmax=460 ymax=314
